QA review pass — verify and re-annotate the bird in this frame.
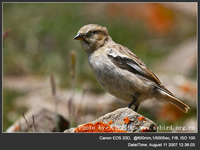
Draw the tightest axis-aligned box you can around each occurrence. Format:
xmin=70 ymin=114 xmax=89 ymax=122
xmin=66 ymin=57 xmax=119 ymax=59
xmin=74 ymin=24 xmax=190 ymax=113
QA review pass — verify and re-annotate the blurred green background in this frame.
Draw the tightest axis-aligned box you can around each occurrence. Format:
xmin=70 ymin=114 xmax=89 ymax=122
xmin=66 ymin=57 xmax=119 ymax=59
xmin=3 ymin=3 xmax=197 ymax=131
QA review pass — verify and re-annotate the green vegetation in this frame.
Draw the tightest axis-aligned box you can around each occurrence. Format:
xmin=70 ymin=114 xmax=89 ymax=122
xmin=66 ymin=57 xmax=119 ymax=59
xmin=4 ymin=3 xmax=194 ymax=88
xmin=3 ymin=89 xmax=27 ymax=130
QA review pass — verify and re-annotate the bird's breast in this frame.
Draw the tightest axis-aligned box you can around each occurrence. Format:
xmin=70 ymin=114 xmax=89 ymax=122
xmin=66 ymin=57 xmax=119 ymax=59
xmin=88 ymin=52 xmax=148 ymax=102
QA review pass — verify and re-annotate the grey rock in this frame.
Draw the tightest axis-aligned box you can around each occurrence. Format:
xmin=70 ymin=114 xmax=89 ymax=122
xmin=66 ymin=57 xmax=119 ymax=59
xmin=6 ymin=107 xmax=69 ymax=132
xmin=64 ymin=107 xmax=157 ymax=133
xmin=64 ymin=128 xmax=76 ymax=133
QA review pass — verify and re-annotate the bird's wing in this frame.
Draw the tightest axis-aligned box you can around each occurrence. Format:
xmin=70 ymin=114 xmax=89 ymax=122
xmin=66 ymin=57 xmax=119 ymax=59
xmin=107 ymin=46 xmax=174 ymax=96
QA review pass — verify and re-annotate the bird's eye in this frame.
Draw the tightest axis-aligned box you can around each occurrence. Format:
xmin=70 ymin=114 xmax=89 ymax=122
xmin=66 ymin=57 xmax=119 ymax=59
xmin=86 ymin=31 xmax=98 ymax=37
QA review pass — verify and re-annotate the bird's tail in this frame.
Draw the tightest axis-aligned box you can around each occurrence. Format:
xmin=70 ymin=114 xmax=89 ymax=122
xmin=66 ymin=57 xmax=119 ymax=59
xmin=156 ymin=88 xmax=190 ymax=113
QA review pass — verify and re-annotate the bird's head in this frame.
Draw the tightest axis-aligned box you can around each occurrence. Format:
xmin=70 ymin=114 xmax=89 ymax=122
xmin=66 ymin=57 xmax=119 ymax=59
xmin=74 ymin=24 xmax=111 ymax=53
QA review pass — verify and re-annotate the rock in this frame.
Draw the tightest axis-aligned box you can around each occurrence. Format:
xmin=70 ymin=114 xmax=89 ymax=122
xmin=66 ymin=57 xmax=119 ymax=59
xmin=64 ymin=107 xmax=157 ymax=133
xmin=64 ymin=128 xmax=76 ymax=133
xmin=6 ymin=107 xmax=69 ymax=132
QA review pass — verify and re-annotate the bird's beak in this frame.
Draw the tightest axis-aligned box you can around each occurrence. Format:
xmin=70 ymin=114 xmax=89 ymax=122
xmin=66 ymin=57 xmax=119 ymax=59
xmin=74 ymin=33 xmax=84 ymax=40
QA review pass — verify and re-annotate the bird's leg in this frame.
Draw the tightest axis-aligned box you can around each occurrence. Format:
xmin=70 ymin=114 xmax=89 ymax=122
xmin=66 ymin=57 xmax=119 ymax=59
xmin=127 ymin=95 xmax=139 ymax=112
xmin=127 ymin=99 xmax=137 ymax=108
xmin=134 ymin=105 xmax=139 ymax=112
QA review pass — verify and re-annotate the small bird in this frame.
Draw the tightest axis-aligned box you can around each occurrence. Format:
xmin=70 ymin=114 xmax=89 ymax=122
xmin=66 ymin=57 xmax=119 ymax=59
xmin=74 ymin=24 xmax=190 ymax=113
